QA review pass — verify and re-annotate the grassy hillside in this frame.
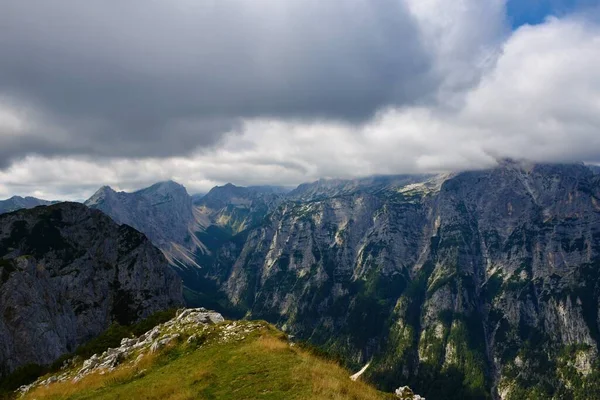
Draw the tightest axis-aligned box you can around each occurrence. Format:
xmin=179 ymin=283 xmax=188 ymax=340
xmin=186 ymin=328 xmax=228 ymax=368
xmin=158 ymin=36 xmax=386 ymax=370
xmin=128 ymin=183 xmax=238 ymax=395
xmin=21 ymin=321 xmax=394 ymax=400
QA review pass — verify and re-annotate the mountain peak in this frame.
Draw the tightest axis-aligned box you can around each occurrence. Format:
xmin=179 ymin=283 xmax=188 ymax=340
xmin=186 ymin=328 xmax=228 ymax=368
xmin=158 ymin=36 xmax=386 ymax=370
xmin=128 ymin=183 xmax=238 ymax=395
xmin=494 ymin=157 xmax=536 ymax=170
xmin=95 ymin=185 xmax=117 ymax=195
xmin=138 ymin=180 xmax=188 ymax=197
xmin=85 ymin=180 xmax=193 ymax=248
xmin=85 ymin=185 xmax=117 ymax=207
xmin=156 ymin=179 xmax=184 ymax=188
xmin=204 ymin=183 xmax=245 ymax=197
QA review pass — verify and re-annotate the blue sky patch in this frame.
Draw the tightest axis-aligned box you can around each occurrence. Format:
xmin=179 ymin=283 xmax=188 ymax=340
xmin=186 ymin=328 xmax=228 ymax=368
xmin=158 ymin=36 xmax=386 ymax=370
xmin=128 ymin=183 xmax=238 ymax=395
xmin=506 ymin=0 xmax=599 ymax=28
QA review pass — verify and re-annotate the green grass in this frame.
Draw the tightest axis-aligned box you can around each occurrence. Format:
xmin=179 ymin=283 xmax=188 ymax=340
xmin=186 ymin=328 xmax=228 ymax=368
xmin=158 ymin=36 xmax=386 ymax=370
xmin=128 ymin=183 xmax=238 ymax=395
xmin=22 ymin=322 xmax=394 ymax=400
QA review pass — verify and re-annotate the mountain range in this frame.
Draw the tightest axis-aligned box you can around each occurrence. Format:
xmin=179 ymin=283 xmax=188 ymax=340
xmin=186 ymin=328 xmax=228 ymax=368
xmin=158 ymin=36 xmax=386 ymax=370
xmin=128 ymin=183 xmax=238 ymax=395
xmin=0 ymin=196 xmax=59 ymax=215
xmin=1 ymin=161 xmax=600 ymax=399
xmin=79 ymin=161 xmax=600 ymax=398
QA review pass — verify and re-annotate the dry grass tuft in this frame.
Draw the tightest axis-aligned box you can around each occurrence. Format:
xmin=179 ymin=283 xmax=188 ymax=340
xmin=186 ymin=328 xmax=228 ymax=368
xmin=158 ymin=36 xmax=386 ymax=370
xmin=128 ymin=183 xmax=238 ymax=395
xmin=296 ymin=351 xmax=391 ymax=400
xmin=255 ymin=334 xmax=290 ymax=352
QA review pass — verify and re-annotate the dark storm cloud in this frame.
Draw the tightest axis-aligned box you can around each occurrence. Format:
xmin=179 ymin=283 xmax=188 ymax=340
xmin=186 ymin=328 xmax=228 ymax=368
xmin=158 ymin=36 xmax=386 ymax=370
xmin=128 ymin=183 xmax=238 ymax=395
xmin=0 ymin=0 xmax=433 ymax=165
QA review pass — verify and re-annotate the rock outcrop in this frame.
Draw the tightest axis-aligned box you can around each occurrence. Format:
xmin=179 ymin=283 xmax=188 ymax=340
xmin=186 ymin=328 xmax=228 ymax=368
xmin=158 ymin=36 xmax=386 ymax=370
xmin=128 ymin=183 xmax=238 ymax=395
xmin=0 ymin=203 xmax=183 ymax=377
xmin=69 ymin=308 xmax=224 ymax=383
xmin=17 ymin=308 xmax=263 ymax=395
xmin=395 ymin=386 xmax=425 ymax=399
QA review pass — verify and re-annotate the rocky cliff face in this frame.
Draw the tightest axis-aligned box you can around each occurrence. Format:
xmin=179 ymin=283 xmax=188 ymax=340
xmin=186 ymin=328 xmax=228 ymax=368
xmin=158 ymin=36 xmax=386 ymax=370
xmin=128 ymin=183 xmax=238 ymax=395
xmin=85 ymin=182 xmax=283 ymax=271
xmin=85 ymin=181 xmax=200 ymax=268
xmin=0 ymin=196 xmax=59 ymax=215
xmin=197 ymin=162 xmax=600 ymax=399
xmin=0 ymin=203 xmax=183 ymax=377
xmin=84 ymin=182 xmax=285 ymax=309
xmin=194 ymin=183 xmax=285 ymax=235
xmin=85 ymin=181 xmax=194 ymax=249
xmin=80 ymin=163 xmax=600 ymax=398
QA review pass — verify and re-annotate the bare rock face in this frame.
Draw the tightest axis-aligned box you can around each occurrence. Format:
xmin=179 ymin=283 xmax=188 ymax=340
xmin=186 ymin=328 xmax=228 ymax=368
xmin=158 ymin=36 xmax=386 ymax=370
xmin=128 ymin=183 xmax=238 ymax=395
xmin=85 ymin=181 xmax=284 ymax=273
xmin=194 ymin=183 xmax=286 ymax=235
xmin=85 ymin=181 xmax=194 ymax=250
xmin=0 ymin=203 xmax=183 ymax=377
xmin=200 ymin=162 xmax=600 ymax=399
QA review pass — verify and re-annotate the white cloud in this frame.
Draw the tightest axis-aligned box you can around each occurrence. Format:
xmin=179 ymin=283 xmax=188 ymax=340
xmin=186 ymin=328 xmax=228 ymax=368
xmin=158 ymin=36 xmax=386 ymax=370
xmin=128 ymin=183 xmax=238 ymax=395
xmin=404 ymin=0 xmax=508 ymax=98
xmin=1 ymin=7 xmax=600 ymax=200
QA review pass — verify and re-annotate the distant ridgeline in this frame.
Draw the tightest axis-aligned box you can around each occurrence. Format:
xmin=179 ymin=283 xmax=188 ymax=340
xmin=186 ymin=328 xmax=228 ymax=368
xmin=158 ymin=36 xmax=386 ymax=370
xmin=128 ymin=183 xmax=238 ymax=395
xmin=0 ymin=196 xmax=59 ymax=215
xmin=77 ymin=161 xmax=600 ymax=399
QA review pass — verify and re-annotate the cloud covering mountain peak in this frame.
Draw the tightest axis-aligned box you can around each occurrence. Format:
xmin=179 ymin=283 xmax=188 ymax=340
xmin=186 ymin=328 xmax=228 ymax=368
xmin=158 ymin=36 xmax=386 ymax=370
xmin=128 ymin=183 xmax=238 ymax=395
xmin=0 ymin=0 xmax=599 ymax=199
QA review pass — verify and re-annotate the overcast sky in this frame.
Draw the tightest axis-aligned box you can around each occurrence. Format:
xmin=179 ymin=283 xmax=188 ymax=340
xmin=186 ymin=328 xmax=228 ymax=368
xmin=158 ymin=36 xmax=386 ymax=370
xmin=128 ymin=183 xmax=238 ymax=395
xmin=1 ymin=0 xmax=600 ymax=200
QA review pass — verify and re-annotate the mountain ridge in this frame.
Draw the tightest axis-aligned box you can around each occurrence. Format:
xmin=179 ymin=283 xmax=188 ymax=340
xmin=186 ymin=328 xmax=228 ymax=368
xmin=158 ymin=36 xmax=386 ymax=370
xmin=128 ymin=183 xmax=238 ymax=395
xmin=0 ymin=196 xmax=60 ymax=215
xmin=17 ymin=308 xmax=406 ymax=400
xmin=0 ymin=202 xmax=183 ymax=377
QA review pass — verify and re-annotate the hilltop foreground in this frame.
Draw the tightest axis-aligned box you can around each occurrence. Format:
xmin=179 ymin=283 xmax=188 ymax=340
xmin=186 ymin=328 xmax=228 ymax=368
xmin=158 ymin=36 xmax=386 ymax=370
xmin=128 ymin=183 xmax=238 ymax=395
xmin=17 ymin=309 xmax=401 ymax=400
